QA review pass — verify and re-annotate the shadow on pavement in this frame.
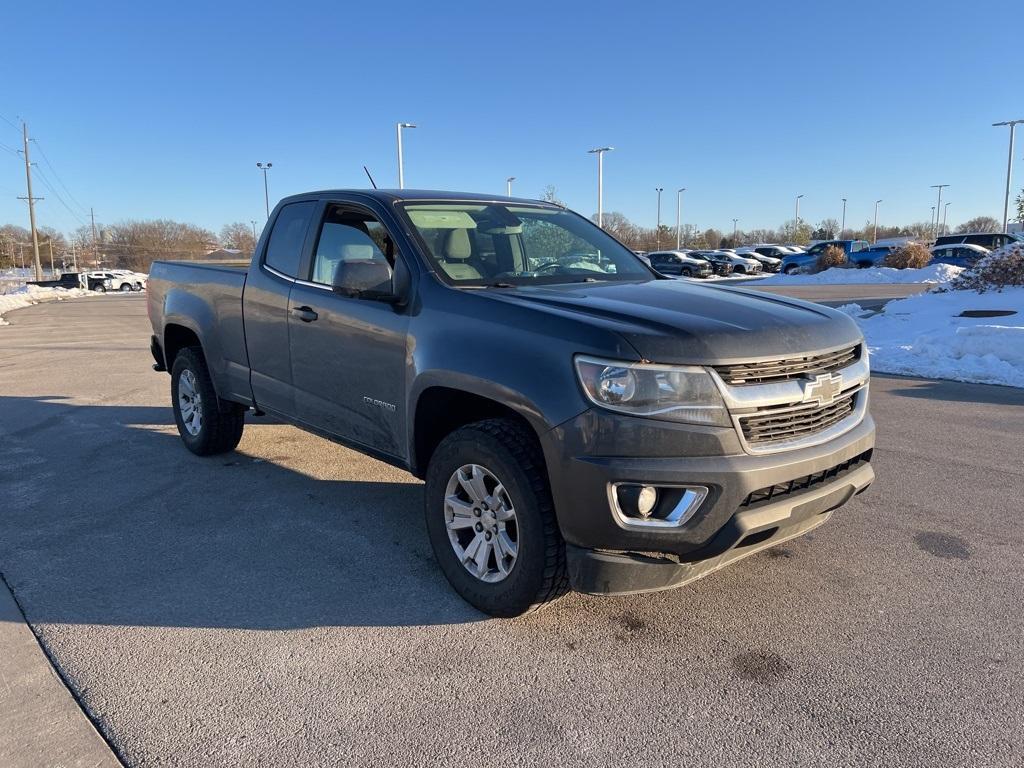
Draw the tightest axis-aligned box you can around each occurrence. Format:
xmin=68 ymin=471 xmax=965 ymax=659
xmin=0 ymin=395 xmax=485 ymax=629
xmin=875 ymin=373 xmax=1024 ymax=407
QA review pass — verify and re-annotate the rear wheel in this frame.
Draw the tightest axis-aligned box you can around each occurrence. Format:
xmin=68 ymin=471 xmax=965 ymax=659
xmin=784 ymin=264 xmax=800 ymax=275
xmin=424 ymin=418 xmax=568 ymax=617
xmin=170 ymin=347 xmax=245 ymax=455
xmin=93 ymin=284 xmax=106 ymax=292
xmin=681 ymin=268 xmax=692 ymax=277
xmin=120 ymin=283 xmax=132 ymax=292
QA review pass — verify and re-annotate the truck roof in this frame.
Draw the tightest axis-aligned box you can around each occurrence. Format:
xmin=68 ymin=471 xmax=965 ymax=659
xmin=279 ymin=189 xmax=561 ymax=207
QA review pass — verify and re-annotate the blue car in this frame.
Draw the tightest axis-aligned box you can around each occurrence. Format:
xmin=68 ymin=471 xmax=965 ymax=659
xmin=930 ymin=244 xmax=989 ymax=269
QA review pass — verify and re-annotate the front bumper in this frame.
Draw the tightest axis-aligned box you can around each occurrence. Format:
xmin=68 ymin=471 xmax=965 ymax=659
xmin=541 ymin=408 xmax=875 ymax=594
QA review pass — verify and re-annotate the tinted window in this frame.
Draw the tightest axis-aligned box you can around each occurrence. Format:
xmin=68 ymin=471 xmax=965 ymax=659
xmin=264 ymin=201 xmax=315 ymax=278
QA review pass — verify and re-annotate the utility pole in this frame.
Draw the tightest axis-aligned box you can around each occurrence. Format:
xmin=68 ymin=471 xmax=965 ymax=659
xmin=655 ymin=188 xmax=664 ymax=249
xmin=930 ymin=184 xmax=949 ymax=241
xmin=18 ymin=122 xmax=44 ymax=281
xmin=676 ymin=188 xmax=686 ymax=249
xmin=993 ymin=120 xmax=1023 ymax=233
xmin=256 ymin=162 xmax=273 ymax=218
xmin=91 ymin=207 xmax=99 ymax=267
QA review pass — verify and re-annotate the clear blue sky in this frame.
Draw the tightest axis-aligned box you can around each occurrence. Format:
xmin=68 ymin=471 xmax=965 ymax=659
xmin=1 ymin=0 xmax=1019 ymax=239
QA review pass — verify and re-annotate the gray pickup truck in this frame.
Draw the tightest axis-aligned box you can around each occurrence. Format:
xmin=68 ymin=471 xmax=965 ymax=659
xmin=148 ymin=189 xmax=875 ymax=616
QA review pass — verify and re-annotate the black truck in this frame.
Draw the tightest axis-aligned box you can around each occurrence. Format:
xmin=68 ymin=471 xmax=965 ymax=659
xmin=147 ymin=190 xmax=875 ymax=616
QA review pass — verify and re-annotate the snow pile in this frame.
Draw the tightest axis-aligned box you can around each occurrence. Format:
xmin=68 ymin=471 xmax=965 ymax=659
xmin=839 ymin=287 xmax=1024 ymax=388
xmin=0 ymin=284 xmax=97 ymax=325
xmin=759 ymin=263 xmax=962 ymax=286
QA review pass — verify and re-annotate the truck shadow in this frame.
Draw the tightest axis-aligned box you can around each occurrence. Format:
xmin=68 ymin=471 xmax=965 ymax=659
xmin=873 ymin=373 xmax=1024 ymax=407
xmin=0 ymin=395 xmax=486 ymax=629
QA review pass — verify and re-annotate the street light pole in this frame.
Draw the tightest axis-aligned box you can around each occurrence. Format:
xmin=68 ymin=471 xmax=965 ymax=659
xmin=587 ymin=147 xmax=613 ymax=228
xmin=931 ymin=206 xmax=936 ymax=236
xmin=873 ymin=199 xmax=882 ymax=244
xmin=841 ymin=197 xmax=847 ymax=237
xmin=930 ymin=184 xmax=949 ymax=240
xmin=942 ymin=202 xmax=950 ymax=234
xmin=256 ymin=162 xmax=272 ymax=219
xmin=795 ymin=194 xmax=804 ymax=228
xmin=732 ymin=218 xmax=739 ymax=244
xmin=676 ymin=188 xmax=686 ymax=249
xmin=250 ymin=220 xmax=258 ymax=243
xmin=506 ymin=177 xmax=515 ymax=196
xmin=655 ymin=188 xmax=664 ymax=249
xmin=993 ymin=120 xmax=1023 ymax=233
xmin=396 ymin=122 xmax=417 ymax=189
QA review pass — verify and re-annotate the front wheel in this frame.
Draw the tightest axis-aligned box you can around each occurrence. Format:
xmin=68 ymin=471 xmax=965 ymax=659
xmin=681 ymin=268 xmax=692 ymax=277
xmin=424 ymin=419 xmax=568 ymax=617
xmin=120 ymin=283 xmax=132 ymax=292
xmin=170 ymin=347 xmax=245 ymax=455
xmin=784 ymin=264 xmax=800 ymax=275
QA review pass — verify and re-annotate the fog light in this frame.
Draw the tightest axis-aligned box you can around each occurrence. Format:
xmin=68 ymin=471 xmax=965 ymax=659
xmin=637 ymin=486 xmax=658 ymax=517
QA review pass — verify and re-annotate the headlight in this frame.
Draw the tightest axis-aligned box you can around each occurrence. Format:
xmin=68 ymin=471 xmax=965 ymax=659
xmin=574 ymin=356 xmax=730 ymax=427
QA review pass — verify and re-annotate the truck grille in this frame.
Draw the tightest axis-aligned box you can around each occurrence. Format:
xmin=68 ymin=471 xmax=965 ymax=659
xmin=738 ymin=390 xmax=857 ymax=446
xmin=714 ymin=345 xmax=860 ymax=385
xmin=739 ymin=450 xmax=872 ymax=509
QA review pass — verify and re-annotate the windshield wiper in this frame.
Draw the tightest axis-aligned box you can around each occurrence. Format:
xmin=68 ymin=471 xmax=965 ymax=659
xmin=462 ymin=281 xmax=516 ymax=289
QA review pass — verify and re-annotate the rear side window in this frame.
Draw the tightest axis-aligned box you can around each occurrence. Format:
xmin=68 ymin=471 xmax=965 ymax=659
xmin=264 ymin=201 xmax=315 ymax=278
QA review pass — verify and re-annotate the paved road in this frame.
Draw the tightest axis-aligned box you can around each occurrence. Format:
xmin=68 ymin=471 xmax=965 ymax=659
xmin=1 ymin=294 xmax=1022 ymax=768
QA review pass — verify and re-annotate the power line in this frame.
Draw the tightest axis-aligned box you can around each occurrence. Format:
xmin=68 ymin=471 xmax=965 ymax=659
xmin=32 ymin=166 xmax=89 ymax=228
xmin=0 ymin=113 xmax=20 ymax=134
xmin=31 ymin=139 xmax=90 ymax=217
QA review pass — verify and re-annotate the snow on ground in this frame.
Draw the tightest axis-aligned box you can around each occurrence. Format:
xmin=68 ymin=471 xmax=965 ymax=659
xmin=0 ymin=284 xmax=98 ymax=325
xmin=837 ymin=287 xmax=1024 ymax=388
xmin=757 ymin=263 xmax=962 ymax=286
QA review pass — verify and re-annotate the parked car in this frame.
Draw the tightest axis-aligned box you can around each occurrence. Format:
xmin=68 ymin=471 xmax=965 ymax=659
xmin=712 ymin=249 xmax=763 ymax=275
xmin=646 ymin=250 xmax=714 ymax=278
xmin=933 ymin=232 xmax=1023 ymax=250
xmin=780 ymin=240 xmax=870 ymax=274
xmin=848 ymin=245 xmax=898 ymax=268
xmin=86 ymin=270 xmax=144 ymax=292
xmin=148 ymin=189 xmax=875 ymax=617
xmin=735 ymin=247 xmax=782 ymax=273
xmin=26 ymin=272 xmax=99 ymax=291
xmin=110 ymin=269 xmax=148 ymax=291
xmin=687 ymin=250 xmax=734 ymax=276
xmin=930 ymin=243 xmax=989 ymax=269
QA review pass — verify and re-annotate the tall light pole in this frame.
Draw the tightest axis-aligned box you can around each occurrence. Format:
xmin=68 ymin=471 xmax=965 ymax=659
xmin=732 ymin=218 xmax=739 ymax=244
xmin=588 ymin=147 xmax=613 ymax=228
xmin=655 ymin=188 xmax=664 ymax=249
xmin=506 ymin=176 xmax=515 ymax=196
xmin=675 ymin=187 xmax=686 ymax=249
xmin=930 ymin=184 xmax=949 ymax=240
xmin=396 ymin=122 xmax=416 ymax=188
xmin=931 ymin=206 xmax=936 ymax=236
xmin=942 ymin=202 xmax=951 ymax=235
xmin=873 ymin=199 xmax=882 ymax=244
xmin=256 ymin=162 xmax=272 ymax=219
xmin=795 ymin=194 xmax=804 ymax=229
xmin=840 ymin=197 xmax=847 ymax=237
xmin=993 ymin=120 xmax=1023 ymax=233
xmin=250 ymin=220 xmax=258 ymax=243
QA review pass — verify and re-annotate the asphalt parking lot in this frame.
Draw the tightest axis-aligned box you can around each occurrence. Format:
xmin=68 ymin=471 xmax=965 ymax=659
xmin=1 ymin=293 xmax=1022 ymax=767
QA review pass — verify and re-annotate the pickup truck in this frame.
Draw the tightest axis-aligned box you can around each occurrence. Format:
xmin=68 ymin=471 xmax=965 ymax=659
xmin=780 ymin=240 xmax=872 ymax=274
xmin=147 ymin=189 xmax=875 ymax=617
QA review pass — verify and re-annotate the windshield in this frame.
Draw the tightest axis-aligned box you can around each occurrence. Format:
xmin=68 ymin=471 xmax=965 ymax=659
xmin=399 ymin=202 xmax=653 ymax=286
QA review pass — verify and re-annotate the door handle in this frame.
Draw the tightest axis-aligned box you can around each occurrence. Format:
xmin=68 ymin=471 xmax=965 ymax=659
xmin=291 ymin=306 xmax=318 ymax=322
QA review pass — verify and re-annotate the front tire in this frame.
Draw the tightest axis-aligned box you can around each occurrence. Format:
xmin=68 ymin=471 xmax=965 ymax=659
xmin=120 ymin=283 xmax=132 ymax=292
xmin=424 ymin=419 xmax=568 ymax=617
xmin=170 ymin=347 xmax=245 ymax=456
xmin=784 ymin=264 xmax=799 ymax=275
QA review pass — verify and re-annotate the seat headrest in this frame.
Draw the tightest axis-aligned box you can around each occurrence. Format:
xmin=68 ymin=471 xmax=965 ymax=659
xmin=340 ymin=244 xmax=375 ymax=261
xmin=443 ymin=229 xmax=472 ymax=261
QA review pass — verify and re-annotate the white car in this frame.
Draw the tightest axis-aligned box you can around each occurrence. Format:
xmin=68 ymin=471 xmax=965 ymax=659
xmin=88 ymin=270 xmax=147 ymax=292
xmin=712 ymin=249 xmax=763 ymax=275
xmin=735 ymin=247 xmax=783 ymax=273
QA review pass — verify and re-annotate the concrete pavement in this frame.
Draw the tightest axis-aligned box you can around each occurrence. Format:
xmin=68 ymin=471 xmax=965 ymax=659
xmin=0 ymin=294 xmax=1021 ymax=767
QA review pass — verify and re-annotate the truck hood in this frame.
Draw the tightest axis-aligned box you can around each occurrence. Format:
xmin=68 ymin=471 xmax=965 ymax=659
xmin=480 ymin=279 xmax=862 ymax=365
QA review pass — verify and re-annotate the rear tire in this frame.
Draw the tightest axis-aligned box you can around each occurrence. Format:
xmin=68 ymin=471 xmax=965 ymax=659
xmin=681 ymin=268 xmax=692 ymax=277
xmin=424 ymin=418 xmax=568 ymax=617
xmin=784 ymin=264 xmax=799 ymax=275
xmin=120 ymin=283 xmax=131 ymax=292
xmin=170 ymin=347 xmax=245 ymax=456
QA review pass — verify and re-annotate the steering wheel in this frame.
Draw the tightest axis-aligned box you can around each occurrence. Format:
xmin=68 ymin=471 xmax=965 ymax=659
xmin=533 ymin=262 xmax=565 ymax=273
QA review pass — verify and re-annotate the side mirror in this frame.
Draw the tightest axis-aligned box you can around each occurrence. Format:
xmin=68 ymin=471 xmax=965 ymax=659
xmin=332 ymin=259 xmax=395 ymax=301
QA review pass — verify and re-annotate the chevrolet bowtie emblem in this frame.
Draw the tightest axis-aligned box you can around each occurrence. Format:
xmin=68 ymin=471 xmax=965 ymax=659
xmin=804 ymin=373 xmax=843 ymax=407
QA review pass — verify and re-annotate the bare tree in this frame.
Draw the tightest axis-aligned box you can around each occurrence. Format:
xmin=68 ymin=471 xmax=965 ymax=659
xmin=955 ymin=216 xmax=1001 ymax=234
xmin=219 ymin=222 xmax=256 ymax=255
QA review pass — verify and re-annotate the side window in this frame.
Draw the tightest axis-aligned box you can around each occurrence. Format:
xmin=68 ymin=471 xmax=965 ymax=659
xmin=309 ymin=206 xmax=392 ymax=286
xmin=264 ymin=201 xmax=315 ymax=278
xmin=851 ymin=241 xmax=865 ymax=252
